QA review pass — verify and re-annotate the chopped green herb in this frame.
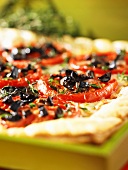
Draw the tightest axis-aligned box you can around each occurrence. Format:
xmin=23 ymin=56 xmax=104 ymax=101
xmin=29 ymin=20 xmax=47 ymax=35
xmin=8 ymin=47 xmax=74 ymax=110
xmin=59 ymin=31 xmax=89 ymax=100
xmin=80 ymin=107 xmax=88 ymax=111
xmin=117 ymin=72 xmax=128 ymax=81
xmin=0 ymin=113 xmax=11 ymax=119
xmin=101 ymin=65 xmax=109 ymax=70
xmin=29 ymin=103 xmax=36 ymax=108
xmin=58 ymin=89 xmax=66 ymax=94
xmin=48 ymin=77 xmax=54 ymax=84
xmin=90 ymin=83 xmax=101 ymax=89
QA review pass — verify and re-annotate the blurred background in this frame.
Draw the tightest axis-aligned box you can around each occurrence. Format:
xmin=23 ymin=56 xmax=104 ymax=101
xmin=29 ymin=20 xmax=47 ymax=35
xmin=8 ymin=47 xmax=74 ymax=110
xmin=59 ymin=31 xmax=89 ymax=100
xmin=0 ymin=0 xmax=128 ymax=40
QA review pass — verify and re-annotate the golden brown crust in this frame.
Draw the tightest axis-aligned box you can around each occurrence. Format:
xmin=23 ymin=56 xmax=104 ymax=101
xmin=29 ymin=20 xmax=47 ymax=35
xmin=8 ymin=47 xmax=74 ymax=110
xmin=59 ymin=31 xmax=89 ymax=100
xmin=6 ymin=117 xmax=122 ymax=144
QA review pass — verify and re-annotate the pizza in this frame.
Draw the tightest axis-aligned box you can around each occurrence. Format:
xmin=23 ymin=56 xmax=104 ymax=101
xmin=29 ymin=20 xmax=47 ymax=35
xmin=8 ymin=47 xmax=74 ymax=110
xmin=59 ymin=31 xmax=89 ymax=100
xmin=0 ymin=28 xmax=128 ymax=144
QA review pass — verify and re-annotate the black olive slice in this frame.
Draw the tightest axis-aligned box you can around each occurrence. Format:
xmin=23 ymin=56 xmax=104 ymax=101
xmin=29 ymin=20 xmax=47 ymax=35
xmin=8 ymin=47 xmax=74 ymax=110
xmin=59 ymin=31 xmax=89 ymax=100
xmin=86 ymin=70 xmax=95 ymax=79
xmin=10 ymin=100 xmax=23 ymax=112
xmin=98 ymin=72 xmax=111 ymax=82
xmin=47 ymin=96 xmax=53 ymax=106
xmin=2 ymin=95 xmax=13 ymax=104
xmin=1 ymin=86 xmax=19 ymax=97
xmin=3 ymin=112 xmax=22 ymax=122
xmin=38 ymin=105 xmax=48 ymax=117
xmin=22 ymin=110 xmax=32 ymax=118
xmin=63 ymin=76 xmax=76 ymax=90
xmin=20 ymin=92 xmax=37 ymax=104
xmin=55 ymin=107 xmax=63 ymax=119
xmin=10 ymin=66 xmax=19 ymax=79
xmin=108 ymin=61 xmax=116 ymax=70
xmin=78 ymin=81 xmax=90 ymax=92
xmin=11 ymin=48 xmax=27 ymax=60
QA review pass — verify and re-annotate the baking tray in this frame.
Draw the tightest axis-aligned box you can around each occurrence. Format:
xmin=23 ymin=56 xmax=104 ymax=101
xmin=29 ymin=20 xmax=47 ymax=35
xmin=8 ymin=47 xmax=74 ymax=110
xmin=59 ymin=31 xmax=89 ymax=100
xmin=0 ymin=121 xmax=127 ymax=170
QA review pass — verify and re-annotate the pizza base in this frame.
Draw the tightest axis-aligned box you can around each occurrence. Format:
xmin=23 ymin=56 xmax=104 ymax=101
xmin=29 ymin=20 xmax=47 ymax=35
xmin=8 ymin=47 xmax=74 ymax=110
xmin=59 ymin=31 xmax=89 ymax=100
xmin=5 ymin=116 xmax=122 ymax=144
xmin=5 ymin=86 xmax=128 ymax=144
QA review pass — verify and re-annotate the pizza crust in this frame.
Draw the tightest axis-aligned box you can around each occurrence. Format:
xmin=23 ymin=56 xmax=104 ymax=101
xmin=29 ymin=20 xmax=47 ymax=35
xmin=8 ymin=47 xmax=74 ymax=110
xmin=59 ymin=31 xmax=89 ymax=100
xmin=6 ymin=117 xmax=122 ymax=144
xmin=91 ymin=86 xmax=128 ymax=119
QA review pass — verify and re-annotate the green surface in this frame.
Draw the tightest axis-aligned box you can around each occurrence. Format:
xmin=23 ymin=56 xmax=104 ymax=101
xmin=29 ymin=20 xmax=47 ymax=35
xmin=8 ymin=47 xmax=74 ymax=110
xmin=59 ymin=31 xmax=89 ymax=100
xmin=0 ymin=0 xmax=128 ymax=40
xmin=0 ymin=121 xmax=127 ymax=170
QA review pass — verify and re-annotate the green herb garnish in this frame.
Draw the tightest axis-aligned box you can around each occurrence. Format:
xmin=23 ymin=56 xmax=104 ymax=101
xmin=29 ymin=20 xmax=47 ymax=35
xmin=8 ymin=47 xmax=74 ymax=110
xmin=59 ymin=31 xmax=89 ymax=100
xmin=90 ymin=83 xmax=101 ymax=89
xmin=80 ymin=107 xmax=88 ymax=111
xmin=117 ymin=72 xmax=128 ymax=81
xmin=29 ymin=103 xmax=36 ymax=108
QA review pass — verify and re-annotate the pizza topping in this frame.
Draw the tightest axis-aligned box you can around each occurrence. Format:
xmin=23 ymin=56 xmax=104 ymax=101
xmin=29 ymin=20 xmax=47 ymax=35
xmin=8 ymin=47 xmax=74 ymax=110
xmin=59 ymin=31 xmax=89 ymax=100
xmin=55 ymin=106 xmax=64 ymax=119
xmin=0 ymin=110 xmax=22 ymax=122
xmin=98 ymin=72 xmax=111 ymax=82
xmin=10 ymin=100 xmax=22 ymax=112
xmin=9 ymin=66 xmax=19 ymax=79
xmin=50 ymin=69 xmax=112 ymax=94
xmin=47 ymin=96 xmax=54 ymax=106
xmin=2 ymin=95 xmax=13 ymax=104
xmin=38 ymin=105 xmax=49 ymax=117
xmin=22 ymin=110 xmax=32 ymax=118
xmin=0 ymin=86 xmax=19 ymax=98
xmin=69 ymin=50 xmax=128 ymax=74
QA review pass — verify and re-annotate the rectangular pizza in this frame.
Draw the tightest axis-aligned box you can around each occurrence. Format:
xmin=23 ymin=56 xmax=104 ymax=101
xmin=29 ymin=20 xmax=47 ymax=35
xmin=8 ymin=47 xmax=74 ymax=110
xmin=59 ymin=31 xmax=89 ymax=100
xmin=0 ymin=28 xmax=128 ymax=144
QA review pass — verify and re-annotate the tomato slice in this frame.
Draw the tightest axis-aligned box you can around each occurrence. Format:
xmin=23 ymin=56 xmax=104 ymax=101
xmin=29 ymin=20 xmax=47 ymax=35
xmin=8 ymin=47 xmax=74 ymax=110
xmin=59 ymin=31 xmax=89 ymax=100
xmin=69 ymin=52 xmax=128 ymax=74
xmin=40 ymin=53 xmax=68 ymax=66
xmin=55 ymin=79 xmax=118 ymax=103
xmin=1 ymin=114 xmax=36 ymax=128
xmin=0 ymin=66 xmax=42 ymax=88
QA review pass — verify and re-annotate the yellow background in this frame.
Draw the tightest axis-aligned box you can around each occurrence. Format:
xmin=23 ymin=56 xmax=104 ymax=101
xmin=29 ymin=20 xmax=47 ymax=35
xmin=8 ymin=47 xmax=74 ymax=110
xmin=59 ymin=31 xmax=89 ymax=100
xmin=0 ymin=0 xmax=128 ymax=40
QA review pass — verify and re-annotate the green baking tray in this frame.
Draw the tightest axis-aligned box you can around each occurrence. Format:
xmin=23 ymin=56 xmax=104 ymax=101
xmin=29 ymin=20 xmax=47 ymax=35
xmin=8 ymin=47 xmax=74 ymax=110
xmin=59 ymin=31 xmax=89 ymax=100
xmin=0 ymin=121 xmax=127 ymax=170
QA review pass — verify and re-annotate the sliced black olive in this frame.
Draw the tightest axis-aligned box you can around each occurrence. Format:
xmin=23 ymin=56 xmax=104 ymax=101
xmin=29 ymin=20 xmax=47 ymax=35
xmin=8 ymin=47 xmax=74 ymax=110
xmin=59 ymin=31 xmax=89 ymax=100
xmin=2 ymin=112 xmax=22 ymax=122
xmin=86 ymin=70 xmax=95 ymax=79
xmin=20 ymin=92 xmax=37 ymax=104
xmin=22 ymin=110 xmax=32 ymax=118
xmin=47 ymin=96 xmax=53 ymax=106
xmin=66 ymin=69 xmax=78 ymax=80
xmin=78 ymin=81 xmax=90 ymax=92
xmin=75 ymin=74 xmax=89 ymax=81
xmin=115 ymin=50 xmax=126 ymax=61
xmin=11 ymin=48 xmax=27 ymax=60
xmin=9 ymin=66 xmax=19 ymax=79
xmin=108 ymin=61 xmax=116 ymax=70
xmin=98 ymin=72 xmax=111 ymax=82
xmin=1 ymin=86 xmax=19 ymax=97
xmin=21 ymin=64 xmax=36 ymax=74
xmin=10 ymin=100 xmax=23 ymax=112
xmin=79 ymin=81 xmax=90 ymax=88
xmin=91 ymin=58 xmax=101 ymax=67
xmin=54 ymin=107 xmax=63 ymax=119
xmin=2 ymin=95 xmax=13 ymax=104
xmin=108 ymin=50 xmax=126 ymax=70
xmin=63 ymin=76 xmax=76 ymax=90
xmin=38 ymin=105 xmax=48 ymax=117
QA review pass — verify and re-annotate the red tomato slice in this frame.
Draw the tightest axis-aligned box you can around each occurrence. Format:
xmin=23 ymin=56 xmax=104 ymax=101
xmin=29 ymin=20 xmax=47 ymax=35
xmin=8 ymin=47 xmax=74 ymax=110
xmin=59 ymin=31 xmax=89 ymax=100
xmin=40 ymin=53 xmax=68 ymax=66
xmin=0 ymin=67 xmax=42 ymax=88
xmin=55 ymin=79 xmax=118 ymax=103
xmin=1 ymin=114 xmax=36 ymax=128
xmin=69 ymin=53 xmax=128 ymax=74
